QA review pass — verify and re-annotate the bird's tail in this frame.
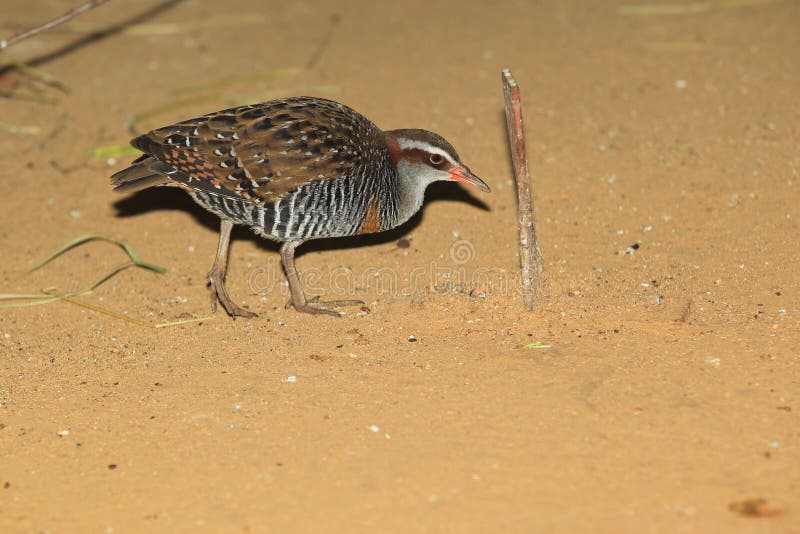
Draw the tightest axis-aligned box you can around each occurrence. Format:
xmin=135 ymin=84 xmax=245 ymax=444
xmin=110 ymin=155 xmax=171 ymax=193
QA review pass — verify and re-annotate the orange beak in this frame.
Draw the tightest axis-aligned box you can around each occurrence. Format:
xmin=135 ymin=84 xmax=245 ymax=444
xmin=449 ymin=166 xmax=491 ymax=192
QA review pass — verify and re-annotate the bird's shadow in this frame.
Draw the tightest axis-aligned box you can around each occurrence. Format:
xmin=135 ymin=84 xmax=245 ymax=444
xmin=112 ymin=181 xmax=490 ymax=256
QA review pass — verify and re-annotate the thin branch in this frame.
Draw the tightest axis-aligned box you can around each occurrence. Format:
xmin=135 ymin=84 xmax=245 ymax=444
xmin=502 ymin=68 xmax=546 ymax=311
xmin=0 ymin=0 xmax=112 ymax=51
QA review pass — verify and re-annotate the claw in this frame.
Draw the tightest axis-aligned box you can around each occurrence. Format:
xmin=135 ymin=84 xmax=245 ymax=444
xmin=286 ymin=296 xmax=364 ymax=316
xmin=208 ymin=270 xmax=257 ymax=319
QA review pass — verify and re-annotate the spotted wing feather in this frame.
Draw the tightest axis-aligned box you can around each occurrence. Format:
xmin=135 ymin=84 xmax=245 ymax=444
xmin=128 ymin=96 xmax=387 ymax=204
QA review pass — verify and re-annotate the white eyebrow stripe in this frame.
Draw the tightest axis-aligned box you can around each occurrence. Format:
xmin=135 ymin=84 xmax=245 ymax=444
xmin=396 ymin=139 xmax=458 ymax=167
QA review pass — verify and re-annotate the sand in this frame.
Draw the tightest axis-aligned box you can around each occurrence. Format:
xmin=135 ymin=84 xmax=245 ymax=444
xmin=0 ymin=0 xmax=797 ymax=531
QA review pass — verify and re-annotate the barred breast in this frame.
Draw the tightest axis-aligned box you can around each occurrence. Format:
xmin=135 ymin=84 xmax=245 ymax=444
xmin=189 ymin=165 xmax=399 ymax=241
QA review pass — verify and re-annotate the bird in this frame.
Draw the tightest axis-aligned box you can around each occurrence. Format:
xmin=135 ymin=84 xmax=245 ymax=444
xmin=111 ymin=96 xmax=490 ymax=318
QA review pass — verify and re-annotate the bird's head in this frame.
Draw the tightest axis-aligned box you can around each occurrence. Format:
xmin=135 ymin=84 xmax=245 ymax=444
xmin=385 ymin=129 xmax=490 ymax=193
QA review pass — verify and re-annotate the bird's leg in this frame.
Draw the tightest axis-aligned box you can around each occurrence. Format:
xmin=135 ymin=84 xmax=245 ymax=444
xmin=206 ymin=219 xmax=257 ymax=318
xmin=280 ymin=240 xmax=364 ymax=317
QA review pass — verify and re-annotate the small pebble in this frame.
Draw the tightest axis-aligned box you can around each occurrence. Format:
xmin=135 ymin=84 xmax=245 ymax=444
xmin=621 ymin=243 xmax=640 ymax=255
xmin=408 ymin=335 xmax=417 ymax=342
xmin=369 ymin=425 xmax=380 ymax=433
xmin=283 ymin=376 xmax=296 ymax=383
xmin=57 ymin=430 xmax=69 ymax=437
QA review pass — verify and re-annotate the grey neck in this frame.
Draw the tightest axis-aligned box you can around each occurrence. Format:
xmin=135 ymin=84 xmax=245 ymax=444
xmin=386 ymin=159 xmax=439 ymax=229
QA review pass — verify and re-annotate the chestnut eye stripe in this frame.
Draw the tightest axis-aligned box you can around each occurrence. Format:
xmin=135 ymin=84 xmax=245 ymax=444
xmin=395 ymin=138 xmax=458 ymax=168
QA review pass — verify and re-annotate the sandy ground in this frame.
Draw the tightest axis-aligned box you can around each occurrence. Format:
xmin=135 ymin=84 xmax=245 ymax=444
xmin=1 ymin=0 xmax=798 ymax=531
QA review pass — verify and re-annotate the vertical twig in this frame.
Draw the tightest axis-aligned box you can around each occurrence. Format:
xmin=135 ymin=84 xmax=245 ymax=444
xmin=502 ymin=68 xmax=545 ymax=311
xmin=0 ymin=0 xmax=112 ymax=51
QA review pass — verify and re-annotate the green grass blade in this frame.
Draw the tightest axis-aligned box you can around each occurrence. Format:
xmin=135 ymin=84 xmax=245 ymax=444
xmin=28 ymin=234 xmax=166 ymax=274
xmin=89 ymin=145 xmax=141 ymax=159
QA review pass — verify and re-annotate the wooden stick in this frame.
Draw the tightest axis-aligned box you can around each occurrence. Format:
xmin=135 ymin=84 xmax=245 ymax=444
xmin=502 ymin=68 xmax=545 ymax=310
xmin=0 ymin=0 xmax=111 ymax=51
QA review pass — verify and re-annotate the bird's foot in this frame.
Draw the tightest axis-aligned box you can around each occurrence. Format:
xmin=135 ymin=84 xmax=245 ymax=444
xmin=286 ymin=295 xmax=365 ymax=317
xmin=207 ymin=270 xmax=258 ymax=319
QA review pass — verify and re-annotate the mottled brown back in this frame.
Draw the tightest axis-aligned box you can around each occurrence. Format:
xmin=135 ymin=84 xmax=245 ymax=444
xmin=128 ymin=96 xmax=388 ymax=204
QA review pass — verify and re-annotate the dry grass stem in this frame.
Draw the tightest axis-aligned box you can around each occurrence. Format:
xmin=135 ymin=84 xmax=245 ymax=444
xmin=0 ymin=0 xmax=111 ymax=51
xmin=501 ymin=68 xmax=546 ymax=311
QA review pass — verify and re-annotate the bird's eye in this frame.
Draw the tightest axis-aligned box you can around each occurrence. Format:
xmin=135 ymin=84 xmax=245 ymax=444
xmin=429 ymin=153 xmax=444 ymax=166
